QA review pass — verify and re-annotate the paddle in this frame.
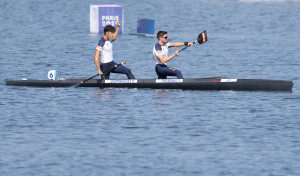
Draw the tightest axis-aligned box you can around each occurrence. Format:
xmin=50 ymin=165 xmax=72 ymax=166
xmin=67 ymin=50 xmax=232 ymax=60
xmin=73 ymin=62 xmax=126 ymax=88
xmin=73 ymin=73 xmax=99 ymax=88
xmin=179 ymin=30 xmax=207 ymax=52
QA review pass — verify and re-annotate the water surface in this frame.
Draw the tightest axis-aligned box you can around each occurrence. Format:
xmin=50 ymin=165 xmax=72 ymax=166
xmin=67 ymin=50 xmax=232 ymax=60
xmin=1 ymin=0 xmax=299 ymax=175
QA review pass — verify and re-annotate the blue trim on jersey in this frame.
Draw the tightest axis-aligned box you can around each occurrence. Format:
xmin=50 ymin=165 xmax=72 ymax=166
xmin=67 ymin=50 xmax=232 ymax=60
xmin=97 ymin=37 xmax=106 ymax=47
xmin=155 ymin=43 xmax=162 ymax=51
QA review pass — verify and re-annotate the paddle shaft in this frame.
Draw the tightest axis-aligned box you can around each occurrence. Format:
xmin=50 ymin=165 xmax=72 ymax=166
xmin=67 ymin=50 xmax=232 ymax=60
xmin=74 ymin=73 xmax=99 ymax=88
xmin=179 ymin=40 xmax=198 ymax=52
xmin=81 ymin=73 xmax=99 ymax=83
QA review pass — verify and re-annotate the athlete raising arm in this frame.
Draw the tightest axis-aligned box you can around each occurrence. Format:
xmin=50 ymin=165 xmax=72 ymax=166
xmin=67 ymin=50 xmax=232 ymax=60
xmin=94 ymin=21 xmax=135 ymax=79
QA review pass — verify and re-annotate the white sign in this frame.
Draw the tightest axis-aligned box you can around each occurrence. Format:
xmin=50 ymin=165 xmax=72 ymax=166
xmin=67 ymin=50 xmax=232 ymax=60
xmin=156 ymin=79 xmax=183 ymax=83
xmin=220 ymin=79 xmax=237 ymax=82
xmin=47 ymin=70 xmax=56 ymax=80
xmin=105 ymin=80 xmax=137 ymax=83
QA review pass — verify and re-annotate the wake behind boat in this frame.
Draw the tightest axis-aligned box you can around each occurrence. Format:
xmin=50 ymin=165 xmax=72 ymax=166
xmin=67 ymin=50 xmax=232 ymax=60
xmin=5 ymin=77 xmax=293 ymax=91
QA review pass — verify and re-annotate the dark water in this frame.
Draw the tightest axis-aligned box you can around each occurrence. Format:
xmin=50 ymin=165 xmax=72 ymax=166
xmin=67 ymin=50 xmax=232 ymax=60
xmin=1 ymin=0 xmax=300 ymax=175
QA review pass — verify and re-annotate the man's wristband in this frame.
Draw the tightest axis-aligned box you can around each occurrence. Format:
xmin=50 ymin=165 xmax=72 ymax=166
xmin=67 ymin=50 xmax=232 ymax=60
xmin=184 ymin=42 xmax=188 ymax=46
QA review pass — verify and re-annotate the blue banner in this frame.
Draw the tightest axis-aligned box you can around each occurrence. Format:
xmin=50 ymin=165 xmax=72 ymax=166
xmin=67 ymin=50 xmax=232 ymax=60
xmin=98 ymin=6 xmax=123 ymax=34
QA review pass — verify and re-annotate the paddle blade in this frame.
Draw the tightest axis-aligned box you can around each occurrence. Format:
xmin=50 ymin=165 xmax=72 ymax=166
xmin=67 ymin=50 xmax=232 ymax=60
xmin=197 ymin=30 xmax=207 ymax=44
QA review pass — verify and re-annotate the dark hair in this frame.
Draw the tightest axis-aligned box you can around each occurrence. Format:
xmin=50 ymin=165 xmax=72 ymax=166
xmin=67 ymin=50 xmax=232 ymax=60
xmin=157 ymin=31 xmax=167 ymax=39
xmin=104 ymin=25 xmax=116 ymax=34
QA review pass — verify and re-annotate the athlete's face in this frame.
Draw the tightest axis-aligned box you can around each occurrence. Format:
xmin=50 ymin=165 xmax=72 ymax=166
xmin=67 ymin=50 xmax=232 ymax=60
xmin=160 ymin=35 xmax=168 ymax=43
xmin=106 ymin=31 xmax=115 ymax=39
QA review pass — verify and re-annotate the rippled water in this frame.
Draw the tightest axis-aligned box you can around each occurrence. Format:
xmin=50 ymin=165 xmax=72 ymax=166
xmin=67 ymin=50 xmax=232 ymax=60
xmin=1 ymin=0 xmax=300 ymax=175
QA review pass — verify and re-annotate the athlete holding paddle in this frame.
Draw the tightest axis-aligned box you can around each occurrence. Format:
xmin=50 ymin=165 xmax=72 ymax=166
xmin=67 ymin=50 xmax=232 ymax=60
xmin=152 ymin=30 xmax=207 ymax=79
xmin=153 ymin=31 xmax=193 ymax=79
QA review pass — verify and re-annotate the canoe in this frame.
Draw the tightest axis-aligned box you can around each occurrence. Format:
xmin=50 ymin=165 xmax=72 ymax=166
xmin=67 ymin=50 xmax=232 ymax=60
xmin=5 ymin=77 xmax=293 ymax=91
